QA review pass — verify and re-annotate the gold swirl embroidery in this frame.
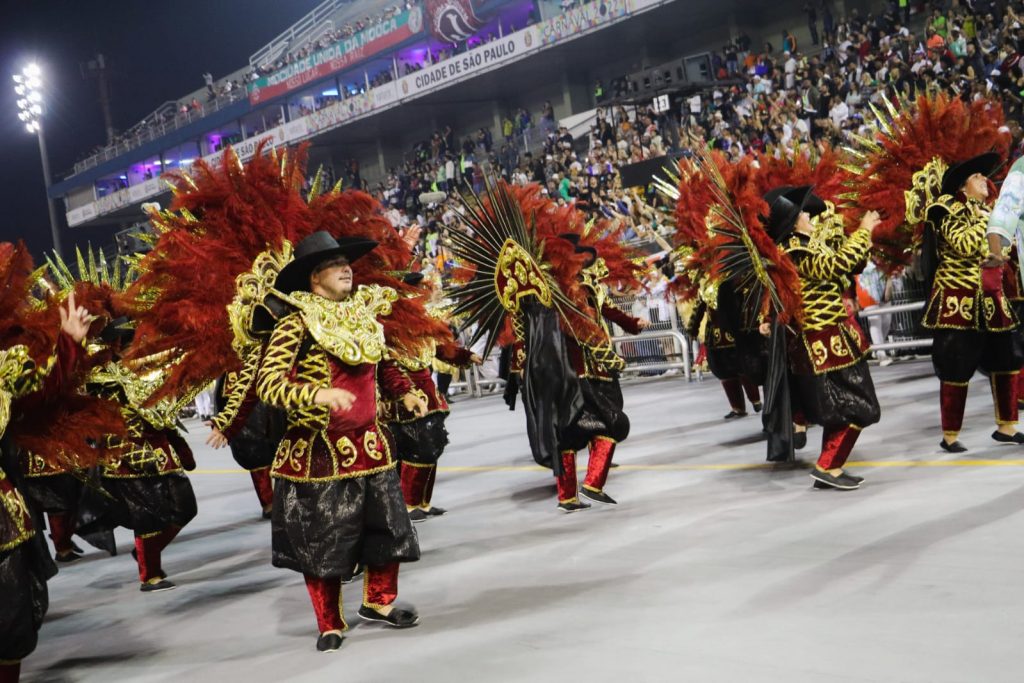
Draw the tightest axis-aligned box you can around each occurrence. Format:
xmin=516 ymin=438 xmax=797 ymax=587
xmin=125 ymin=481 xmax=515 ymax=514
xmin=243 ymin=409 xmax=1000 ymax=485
xmin=905 ymin=158 xmax=948 ymax=225
xmin=984 ymin=297 xmax=996 ymax=321
xmin=283 ymin=286 xmax=394 ymax=366
xmin=228 ymin=242 xmax=294 ymax=357
xmin=829 ymin=335 xmax=849 ymax=358
xmin=810 ymin=340 xmax=828 ymax=367
xmin=495 ymin=239 xmax=553 ymax=313
xmin=363 ymin=431 xmax=382 ymax=461
xmin=397 ymin=340 xmax=436 ymax=372
xmin=273 ymin=438 xmax=307 ymax=473
xmin=336 ymin=436 xmax=358 ymax=468
xmin=942 ymin=296 xmax=973 ymax=321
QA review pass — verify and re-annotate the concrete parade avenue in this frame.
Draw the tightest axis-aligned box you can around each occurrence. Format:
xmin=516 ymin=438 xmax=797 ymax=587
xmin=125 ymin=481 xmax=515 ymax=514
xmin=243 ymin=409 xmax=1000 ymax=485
xmin=24 ymin=359 xmax=1024 ymax=683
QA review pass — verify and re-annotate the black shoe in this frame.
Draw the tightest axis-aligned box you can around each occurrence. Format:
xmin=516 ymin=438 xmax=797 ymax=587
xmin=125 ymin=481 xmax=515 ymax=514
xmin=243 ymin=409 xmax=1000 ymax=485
xmin=408 ymin=508 xmax=428 ymax=523
xmin=557 ymin=500 xmax=591 ymax=513
xmin=843 ymin=471 xmax=864 ymax=484
xmin=940 ymin=439 xmax=968 ymax=453
xmin=724 ymin=410 xmax=748 ymax=419
xmin=752 ymin=402 xmax=763 ymax=413
xmin=140 ymin=578 xmax=177 ymax=593
xmin=358 ymin=605 xmax=419 ymax=628
xmin=809 ymin=470 xmax=860 ymax=490
xmin=424 ymin=506 xmax=447 ymax=517
xmin=261 ymin=506 xmax=273 ymax=520
xmin=579 ymin=487 xmax=617 ymax=505
xmin=342 ymin=564 xmax=364 ymax=585
xmin=793 ymin=431 xmax=808 ymax=450
xmin=55 ymin=550 xmax=83 ymax=563
xmin=991 ymin=431 xmax=1024 ymax=444
xmin=316 ymin=632 xmax=344 ymax=652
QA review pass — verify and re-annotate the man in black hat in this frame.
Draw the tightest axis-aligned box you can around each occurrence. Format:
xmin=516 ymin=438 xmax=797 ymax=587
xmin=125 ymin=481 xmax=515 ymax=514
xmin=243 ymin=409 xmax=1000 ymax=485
xmin=764 ymin=186 xmax=882 ymax=489
xmin=256 ymin=231 xmax=428 ymax=652
xmin=921 ymin=153 xmax=1024 ymax=452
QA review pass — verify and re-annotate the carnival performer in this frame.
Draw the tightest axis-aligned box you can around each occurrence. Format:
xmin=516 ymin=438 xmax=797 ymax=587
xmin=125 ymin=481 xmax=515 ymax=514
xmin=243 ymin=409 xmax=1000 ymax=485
xmin=845 ymin=93 xmax=1019 ymax=452
xmin=387 ymin=272 xmax=481 ymax=522
xmin=120 ymin=144 xmax=454 ymax=648
xmin=686 ymin=282 xmax=763 ymax=419
xmin=765 ymin=186 xmax=882 ymax=489
xmin=257 ymin=231 xmax=428 ymax=651
xmin=920 ymin=154 xmax=1024 ymax=451
xmin=1 ymin=242 xmax=102 ymax=683
xmin=12 ymin=251 xmax=133 ymax=562
xmin=0 ymin=350 xmax=53 ymax=683
xmin=545 ymin=233 xmax=649 ymax=509
xmin=986 ymin=152 xmax=1024 ymax=406
xmin=91 ymin=346 xmax=199 ymax=592
xmin=445 ymin=178 xmax=647 ymax=513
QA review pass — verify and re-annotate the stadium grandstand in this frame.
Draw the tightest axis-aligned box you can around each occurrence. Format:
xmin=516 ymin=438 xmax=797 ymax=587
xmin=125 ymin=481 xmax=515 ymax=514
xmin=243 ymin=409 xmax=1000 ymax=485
xmin=49 ymin=0 xmax=762 ymax=251
xmin=51 ymin=0 xmax=1024 ymax=270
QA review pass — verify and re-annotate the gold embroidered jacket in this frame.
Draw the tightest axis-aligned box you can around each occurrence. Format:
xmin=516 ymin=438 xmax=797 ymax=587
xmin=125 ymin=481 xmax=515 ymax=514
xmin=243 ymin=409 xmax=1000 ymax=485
xmin=785 ymin=228 xmax=871 ymax=375
xmin=90 ymin=362 xmax=189 ymax=479
xmin=256 ymin=286 xmax=413 ymax=482
xmin=923 ymin=198 xmax=1016 ymax=332
xmin=383 ymin=341 xmax=474 ymax=424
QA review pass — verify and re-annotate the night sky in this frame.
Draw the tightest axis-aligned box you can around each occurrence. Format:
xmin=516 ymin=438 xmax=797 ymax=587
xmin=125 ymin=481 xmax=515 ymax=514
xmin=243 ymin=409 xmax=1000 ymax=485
xmin=0 ymin=0 xmax=320 ymax=257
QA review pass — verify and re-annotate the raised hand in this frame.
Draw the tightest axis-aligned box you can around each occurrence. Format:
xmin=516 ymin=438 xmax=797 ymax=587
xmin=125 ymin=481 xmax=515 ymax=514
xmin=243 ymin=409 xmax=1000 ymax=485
xmin=59 ymin=291 xmax=94 ymax=343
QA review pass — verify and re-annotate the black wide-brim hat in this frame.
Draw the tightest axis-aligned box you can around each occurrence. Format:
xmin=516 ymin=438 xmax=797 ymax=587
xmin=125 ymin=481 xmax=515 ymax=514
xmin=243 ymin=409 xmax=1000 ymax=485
xmin=275 ymin=231 xmax=378 ymax=294
xmin=402 ymin=271 xmax=425 ymax=287
xmin=558 ymin=232 xmax=598 ymax=263
xmin=99 ymin=316 xmax=136 ymax=346
xmin=762 ymin=185 xmax=824 ymax=243
xmin=940 ymin=152 xmax=1001 ymax=196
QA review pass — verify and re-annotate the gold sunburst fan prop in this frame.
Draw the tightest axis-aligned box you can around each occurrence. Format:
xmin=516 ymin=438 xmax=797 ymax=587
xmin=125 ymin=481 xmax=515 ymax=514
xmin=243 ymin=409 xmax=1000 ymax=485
xmin=443 ymin=173 xmax=589 ymax=358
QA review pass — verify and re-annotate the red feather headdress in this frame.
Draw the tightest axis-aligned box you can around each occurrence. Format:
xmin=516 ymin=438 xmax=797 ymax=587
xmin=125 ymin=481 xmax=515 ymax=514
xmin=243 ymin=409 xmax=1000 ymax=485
xmin=121 ymin=143 xmax=312 ymax=402
xmin=844 ymin=93 xmax=1009 ymax=274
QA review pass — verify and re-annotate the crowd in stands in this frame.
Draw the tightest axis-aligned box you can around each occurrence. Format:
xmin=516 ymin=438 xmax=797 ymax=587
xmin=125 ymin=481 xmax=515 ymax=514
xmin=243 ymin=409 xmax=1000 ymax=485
xmin=248 ymin=2 xmax=416 ymax=82
xmin=348 ymin=0 xmax=1024 ymax=282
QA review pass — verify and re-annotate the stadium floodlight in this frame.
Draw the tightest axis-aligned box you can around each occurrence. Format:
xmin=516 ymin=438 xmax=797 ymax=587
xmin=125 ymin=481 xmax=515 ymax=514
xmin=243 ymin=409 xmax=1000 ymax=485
xmin=12 ymin=62 xmax=62 ymax=256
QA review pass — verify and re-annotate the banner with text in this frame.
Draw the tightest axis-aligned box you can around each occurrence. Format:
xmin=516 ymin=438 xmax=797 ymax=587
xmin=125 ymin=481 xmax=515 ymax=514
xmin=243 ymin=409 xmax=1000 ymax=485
xmin=396 ymin=27 xmax=538 ymax=99
xmin=536 ymin=0 xmax=632 ymax=46
xmin=248 ymin=7 xmax=425 ymax=104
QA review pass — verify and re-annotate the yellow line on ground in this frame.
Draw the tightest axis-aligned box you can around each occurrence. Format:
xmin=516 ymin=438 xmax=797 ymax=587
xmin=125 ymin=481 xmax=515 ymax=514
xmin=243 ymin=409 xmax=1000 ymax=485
xmin=190 ymin=459 xmax=1024 ymax=475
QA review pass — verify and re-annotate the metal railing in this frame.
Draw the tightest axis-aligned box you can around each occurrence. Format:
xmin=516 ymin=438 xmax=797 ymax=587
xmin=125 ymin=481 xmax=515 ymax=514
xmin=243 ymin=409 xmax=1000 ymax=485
xmin=250 ymin=0 xmax=353 ymax=68
xmin=71 ymin=91 xmax=246 ymax=176
xmin=859 ymin=301 xmax=931 ymax=353
xmin=614 ymin=329 xmax=692 ymax=380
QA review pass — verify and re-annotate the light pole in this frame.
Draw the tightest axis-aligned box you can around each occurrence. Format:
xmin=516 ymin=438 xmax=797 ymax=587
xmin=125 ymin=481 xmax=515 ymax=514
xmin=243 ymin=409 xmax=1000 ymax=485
xmin=14 ymin=63 xmax=63 ymax=257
